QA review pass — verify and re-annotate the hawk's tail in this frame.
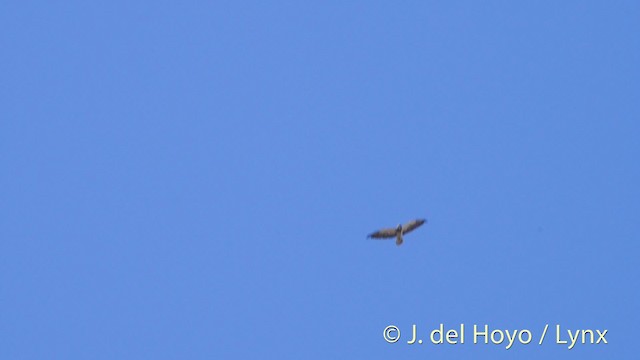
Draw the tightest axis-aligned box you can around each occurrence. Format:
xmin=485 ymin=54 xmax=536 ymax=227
xmin=395 ymin=233 xmax=403 ymax=246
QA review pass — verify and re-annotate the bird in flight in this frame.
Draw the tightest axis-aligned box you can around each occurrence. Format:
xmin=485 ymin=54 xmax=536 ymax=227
xmin=367 ymin=218 xmax=427 ymax=246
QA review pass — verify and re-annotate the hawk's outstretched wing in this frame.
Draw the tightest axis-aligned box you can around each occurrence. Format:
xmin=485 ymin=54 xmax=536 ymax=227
xmin=367 ymin=227 xmax=398 ymax=239
xmin=401 ymin=219 xmax=426 ymax=234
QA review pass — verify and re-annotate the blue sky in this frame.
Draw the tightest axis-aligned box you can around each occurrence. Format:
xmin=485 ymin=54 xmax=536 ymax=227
xmin=2 ymin=1 xmax=638 ymax=359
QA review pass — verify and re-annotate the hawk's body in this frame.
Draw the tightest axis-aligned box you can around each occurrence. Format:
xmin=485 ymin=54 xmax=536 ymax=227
xmin=367 ymin=219 xmax=426 ymax=246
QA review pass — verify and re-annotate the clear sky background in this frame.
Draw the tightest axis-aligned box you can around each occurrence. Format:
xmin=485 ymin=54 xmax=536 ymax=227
xmin=2 ymin=1 xmax=638 ymax=359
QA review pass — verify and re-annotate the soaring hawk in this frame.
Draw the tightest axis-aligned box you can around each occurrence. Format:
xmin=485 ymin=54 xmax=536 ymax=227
xmin=367 ymin=218 xmax=426 ymax=246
